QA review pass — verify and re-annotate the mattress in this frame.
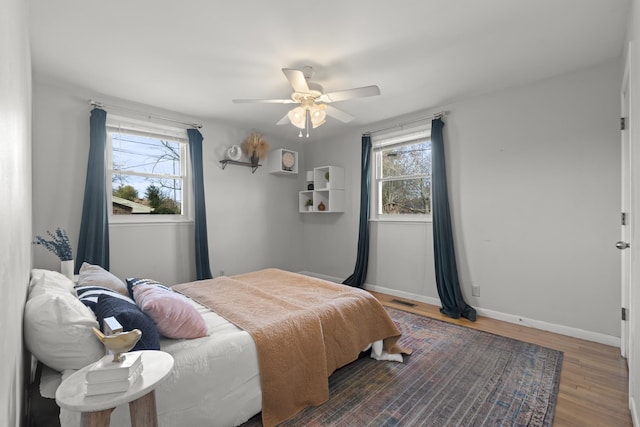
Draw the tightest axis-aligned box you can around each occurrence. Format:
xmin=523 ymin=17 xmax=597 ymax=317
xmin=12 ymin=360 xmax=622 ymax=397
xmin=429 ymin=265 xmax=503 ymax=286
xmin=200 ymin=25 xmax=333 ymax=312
xmin=59 ymin=299 xmax=262 ymax=427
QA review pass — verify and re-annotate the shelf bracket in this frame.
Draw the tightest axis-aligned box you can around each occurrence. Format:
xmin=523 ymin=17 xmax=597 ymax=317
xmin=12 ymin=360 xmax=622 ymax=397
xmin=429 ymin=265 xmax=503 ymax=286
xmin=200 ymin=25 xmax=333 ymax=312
xmin=219 ymin=160 xmax=261 ymax=173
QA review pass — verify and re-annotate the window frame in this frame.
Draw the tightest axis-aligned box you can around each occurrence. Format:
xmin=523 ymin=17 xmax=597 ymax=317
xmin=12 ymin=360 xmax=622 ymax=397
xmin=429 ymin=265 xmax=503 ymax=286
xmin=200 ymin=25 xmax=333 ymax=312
xmin=371 ymin=124 xmax=432 ymax=223
xmin=106 ymin=115 xmax=192 ymax=224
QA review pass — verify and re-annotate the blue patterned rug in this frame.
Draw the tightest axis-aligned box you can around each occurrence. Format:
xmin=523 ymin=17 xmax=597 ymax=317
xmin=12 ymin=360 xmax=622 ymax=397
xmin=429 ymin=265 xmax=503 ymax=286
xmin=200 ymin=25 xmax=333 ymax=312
xmin=242 ymin=307 xmax=563 ymax=426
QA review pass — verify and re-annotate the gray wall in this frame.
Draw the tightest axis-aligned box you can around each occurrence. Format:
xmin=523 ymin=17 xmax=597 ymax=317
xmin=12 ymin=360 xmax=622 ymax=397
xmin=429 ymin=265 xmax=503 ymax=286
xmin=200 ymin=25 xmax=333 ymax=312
xmin=31 ymin=57 xmax=622 ymax=344
xmin=32 ymin=77 xmax=304 ymax=285
xmin=303 ymin=60 xmax=622 ymax=339
xmin=0 ymin=0 xmax=31 ymax=425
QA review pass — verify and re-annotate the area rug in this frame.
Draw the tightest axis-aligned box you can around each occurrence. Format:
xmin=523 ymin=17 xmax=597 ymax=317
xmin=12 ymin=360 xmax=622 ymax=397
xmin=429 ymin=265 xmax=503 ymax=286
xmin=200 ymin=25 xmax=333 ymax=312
xmin=241 ymin=307 xmax=563 ymax=427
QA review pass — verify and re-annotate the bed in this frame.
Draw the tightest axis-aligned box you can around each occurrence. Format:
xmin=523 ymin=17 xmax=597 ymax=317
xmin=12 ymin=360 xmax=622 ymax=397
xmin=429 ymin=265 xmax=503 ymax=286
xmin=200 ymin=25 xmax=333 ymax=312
xmin=24 ymin=267 xmax=407 ymax=427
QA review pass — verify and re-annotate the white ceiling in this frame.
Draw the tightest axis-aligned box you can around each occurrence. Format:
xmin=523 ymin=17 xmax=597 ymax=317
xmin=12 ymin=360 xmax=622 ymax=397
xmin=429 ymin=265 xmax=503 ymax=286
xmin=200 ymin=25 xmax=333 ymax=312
xmin=28 ymin=0 xmax=630 ymax=142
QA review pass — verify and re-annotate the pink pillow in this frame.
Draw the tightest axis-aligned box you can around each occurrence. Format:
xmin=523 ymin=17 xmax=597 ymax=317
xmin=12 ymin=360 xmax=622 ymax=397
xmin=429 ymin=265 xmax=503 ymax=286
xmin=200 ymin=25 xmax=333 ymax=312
xmin=131 ymin=283 xmax=208 ymax=339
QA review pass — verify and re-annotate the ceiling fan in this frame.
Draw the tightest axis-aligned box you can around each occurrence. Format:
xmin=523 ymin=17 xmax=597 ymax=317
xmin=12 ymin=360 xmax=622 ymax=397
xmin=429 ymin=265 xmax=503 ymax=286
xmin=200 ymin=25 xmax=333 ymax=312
xmin=232 ymin=66 xmax=380 ymax=137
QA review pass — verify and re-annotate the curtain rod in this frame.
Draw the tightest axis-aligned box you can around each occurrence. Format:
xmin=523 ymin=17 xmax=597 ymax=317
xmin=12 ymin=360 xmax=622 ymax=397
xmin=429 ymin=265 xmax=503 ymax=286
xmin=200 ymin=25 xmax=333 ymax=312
xmin=89 ymin=99 xmax=203 ymax=129
xmin=364 ymin=111 xmax=447 ymax=136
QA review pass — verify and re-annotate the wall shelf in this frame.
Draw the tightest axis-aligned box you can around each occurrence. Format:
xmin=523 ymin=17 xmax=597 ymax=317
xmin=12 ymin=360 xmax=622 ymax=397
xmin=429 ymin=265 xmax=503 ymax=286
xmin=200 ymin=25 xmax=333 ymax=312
xmin=219 ymin=159 xmax=261 ymax=173
xmin=268 ymin=148 xmax=298 ymax=175
xmin=299 ymin=166 xmax=345 ymax=213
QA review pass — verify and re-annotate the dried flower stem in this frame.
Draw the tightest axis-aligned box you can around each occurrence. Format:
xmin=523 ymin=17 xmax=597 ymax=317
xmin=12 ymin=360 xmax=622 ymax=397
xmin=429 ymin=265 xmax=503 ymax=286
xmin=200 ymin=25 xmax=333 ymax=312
xmin=33 ymin=228 xmax=73 ymax=261
xmin=241 ymin=133 xmax=270 ymax=159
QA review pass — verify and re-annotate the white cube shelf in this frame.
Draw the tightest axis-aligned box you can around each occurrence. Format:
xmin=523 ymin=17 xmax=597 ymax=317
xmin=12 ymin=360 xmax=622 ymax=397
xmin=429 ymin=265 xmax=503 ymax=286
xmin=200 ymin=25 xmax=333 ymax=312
xmin=299 ymin=166 xmax=344 ymax=213
xmin=268 ymin=148 xmax=298 ymax=175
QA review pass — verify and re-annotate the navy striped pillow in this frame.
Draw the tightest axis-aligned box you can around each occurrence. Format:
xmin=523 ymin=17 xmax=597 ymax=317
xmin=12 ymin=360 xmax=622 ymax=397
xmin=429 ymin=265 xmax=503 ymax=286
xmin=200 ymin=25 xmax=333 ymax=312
xmin=76 ymin=286 xmax=135 ymax=311
xmin=94 ymin=294 xmax=160 ymax=351
xmin=126 ymin=277 xmax=172 ymax=298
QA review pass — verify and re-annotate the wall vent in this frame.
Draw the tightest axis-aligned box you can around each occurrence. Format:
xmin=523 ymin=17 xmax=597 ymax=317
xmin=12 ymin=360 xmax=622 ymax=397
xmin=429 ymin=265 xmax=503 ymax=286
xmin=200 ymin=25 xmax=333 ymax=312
xmin=390 ymin=298 xmax=417 ymax=307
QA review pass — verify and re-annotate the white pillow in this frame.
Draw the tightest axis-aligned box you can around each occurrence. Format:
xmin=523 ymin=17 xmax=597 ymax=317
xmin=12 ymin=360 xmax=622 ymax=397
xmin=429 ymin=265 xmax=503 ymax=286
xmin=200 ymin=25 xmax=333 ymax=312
xmin=24 ymin=290 xmax=104 ymax=371
xmin=77 ymin=263 xmax=128 ymax=296
xmin=29 ymin=269 xmax=76 ymax=298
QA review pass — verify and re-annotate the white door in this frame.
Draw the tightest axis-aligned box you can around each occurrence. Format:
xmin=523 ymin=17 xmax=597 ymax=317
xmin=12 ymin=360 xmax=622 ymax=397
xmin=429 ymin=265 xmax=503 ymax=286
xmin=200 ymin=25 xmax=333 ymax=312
xmin=625 ymin=41 xmax=640 ymax=422
xmin=621 ymin=57 xmax=631 ymax=358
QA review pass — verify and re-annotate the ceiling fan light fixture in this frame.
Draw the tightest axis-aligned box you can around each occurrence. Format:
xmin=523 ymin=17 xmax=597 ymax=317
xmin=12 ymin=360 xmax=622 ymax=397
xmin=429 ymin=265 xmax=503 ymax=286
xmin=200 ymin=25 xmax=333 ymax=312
xmin=311 ymin=119 xmax=326 ymax=129
xmin=288 ymin=106 xmax=306 ymax=129
xmin=310 ymin=104 xmax=326 ymax=128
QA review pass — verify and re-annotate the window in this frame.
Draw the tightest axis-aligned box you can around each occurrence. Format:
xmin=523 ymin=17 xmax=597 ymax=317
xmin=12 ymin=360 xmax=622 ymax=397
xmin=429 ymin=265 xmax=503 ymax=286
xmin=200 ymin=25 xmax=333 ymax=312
xmin=372 ymin=125 xmax=432 ymax=221
xmin=106 ymin=116 xmax=190 ymax=222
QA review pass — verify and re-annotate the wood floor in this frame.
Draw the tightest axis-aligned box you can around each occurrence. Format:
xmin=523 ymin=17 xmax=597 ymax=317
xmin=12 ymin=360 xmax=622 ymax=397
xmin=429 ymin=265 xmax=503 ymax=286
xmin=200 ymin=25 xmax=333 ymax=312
xmin=371 ymin=291 xmax=632 ymax=427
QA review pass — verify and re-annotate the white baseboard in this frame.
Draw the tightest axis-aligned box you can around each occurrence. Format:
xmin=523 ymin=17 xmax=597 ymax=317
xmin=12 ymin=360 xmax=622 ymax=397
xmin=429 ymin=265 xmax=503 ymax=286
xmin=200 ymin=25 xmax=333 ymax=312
xmin=631 ymin=395 xmax=639 ymax=427
xmin=297 ymin=271 xmax=620 ymax=348
xmin=298 ymin=271 xmax=344 ymax=283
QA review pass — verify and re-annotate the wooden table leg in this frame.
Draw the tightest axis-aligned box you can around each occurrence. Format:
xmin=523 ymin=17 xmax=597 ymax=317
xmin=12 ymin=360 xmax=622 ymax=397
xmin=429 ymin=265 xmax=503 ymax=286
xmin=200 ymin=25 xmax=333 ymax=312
xmin=128 ymin=390 xmax=158 ymax=427
xmin=80 ymin=407 xmax=114 ymax=427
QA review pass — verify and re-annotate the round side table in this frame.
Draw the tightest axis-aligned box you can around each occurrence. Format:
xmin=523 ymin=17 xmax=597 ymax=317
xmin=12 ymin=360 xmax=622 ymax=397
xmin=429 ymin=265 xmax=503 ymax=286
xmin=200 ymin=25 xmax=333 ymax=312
xmin=56 ymin=350 xmax=174 ymax=427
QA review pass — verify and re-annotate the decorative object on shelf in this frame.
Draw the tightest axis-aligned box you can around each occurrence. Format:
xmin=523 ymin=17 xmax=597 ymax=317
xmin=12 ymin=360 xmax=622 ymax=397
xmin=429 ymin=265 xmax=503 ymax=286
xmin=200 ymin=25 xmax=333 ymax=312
xmin=306 ymin=171 xmax=314 ymax=190
xmin=282 ymin=150 xmax=296 ymax=171
xmin=325 ymin=171 xmax=330 ymax=189
xmin=318 ymin=201 xmax=326 ymax=211
xmin=225 ymin=145 xmax=242 ymax=161
xmin=305 ymin=199 xmax=313 ymax=211
xmin=33 ymin=228 xmax=74 ymax=279
xmin=92 ymin=327 xmax=142 ymax=363
xmin=267 ymin=148 xmax=298 ymax=175
xmin=241 ymin=132 xmax=270 ymax=166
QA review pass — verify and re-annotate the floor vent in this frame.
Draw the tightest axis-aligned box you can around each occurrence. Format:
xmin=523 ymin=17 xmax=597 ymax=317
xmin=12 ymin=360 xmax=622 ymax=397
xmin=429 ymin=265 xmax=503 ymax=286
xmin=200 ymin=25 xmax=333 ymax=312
xmin=390 ymin=298 xmax=416 ymax=307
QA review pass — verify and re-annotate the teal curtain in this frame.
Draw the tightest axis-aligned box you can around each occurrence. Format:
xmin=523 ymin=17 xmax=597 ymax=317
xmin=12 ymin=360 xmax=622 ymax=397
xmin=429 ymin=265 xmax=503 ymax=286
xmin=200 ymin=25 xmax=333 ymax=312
xmin=343 ymin=135 xmax=372 ymax=288
xmin=187 ymin=129 xmax=213 ymax=280
xmin=431 ymin=118 xmax=476 ymax=321
xmin=76 ymin=108 xmax=110 ymax=273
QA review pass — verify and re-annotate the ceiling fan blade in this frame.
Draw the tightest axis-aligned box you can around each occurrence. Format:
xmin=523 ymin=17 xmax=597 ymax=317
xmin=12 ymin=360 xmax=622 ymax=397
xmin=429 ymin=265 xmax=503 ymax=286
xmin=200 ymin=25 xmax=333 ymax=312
xmin=232 ymin=98 xmax=295 ymax=104
xmin=318 ymin=85 xmax=381 ymax=103
xmin=282 ymin=68 xmax=310 ymax=93
xmin=276 ymin=113 xmax=290 ymax=125
xmin=325 ymin=105 xmax=354 ymax=123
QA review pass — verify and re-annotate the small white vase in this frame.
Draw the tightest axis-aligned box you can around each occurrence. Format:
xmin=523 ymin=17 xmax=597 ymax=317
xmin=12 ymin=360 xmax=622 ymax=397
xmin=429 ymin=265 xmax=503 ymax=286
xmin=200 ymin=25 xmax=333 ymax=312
xmin=60 ymin=260 xmax=74 ymax=280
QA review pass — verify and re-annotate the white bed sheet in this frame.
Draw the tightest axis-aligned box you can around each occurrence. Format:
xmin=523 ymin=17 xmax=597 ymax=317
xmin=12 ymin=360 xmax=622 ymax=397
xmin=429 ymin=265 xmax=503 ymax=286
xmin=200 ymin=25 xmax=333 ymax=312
xmin=57 ymin=295 xmax=399 ymax=427
xmin=59 ymin=299 xmax=262 ymax=427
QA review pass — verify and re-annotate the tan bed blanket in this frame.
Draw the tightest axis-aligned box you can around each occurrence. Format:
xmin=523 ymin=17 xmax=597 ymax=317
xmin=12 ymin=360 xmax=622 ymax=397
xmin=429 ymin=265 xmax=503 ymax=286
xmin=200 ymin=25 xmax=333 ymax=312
xmin=173 ymin=268 xmax=407 ymax=427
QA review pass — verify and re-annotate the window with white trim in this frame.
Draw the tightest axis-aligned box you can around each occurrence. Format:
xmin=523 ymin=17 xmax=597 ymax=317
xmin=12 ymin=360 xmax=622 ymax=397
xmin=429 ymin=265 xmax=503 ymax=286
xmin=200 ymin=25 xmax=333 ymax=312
xmin=106 ymin=116 xmax=190 ymax=222
xmin=372 ymin=125 xmax=432 ymax=221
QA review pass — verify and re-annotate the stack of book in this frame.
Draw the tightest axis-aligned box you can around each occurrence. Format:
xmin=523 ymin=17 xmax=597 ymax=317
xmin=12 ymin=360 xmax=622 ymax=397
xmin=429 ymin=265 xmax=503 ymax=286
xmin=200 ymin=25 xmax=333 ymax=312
xmin=85 ymin=352 xmax=143 ymax=396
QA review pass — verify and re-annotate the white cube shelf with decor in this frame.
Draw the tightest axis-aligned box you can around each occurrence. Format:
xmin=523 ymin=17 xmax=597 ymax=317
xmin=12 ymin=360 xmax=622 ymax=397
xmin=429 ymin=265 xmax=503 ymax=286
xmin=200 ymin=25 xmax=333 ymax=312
xmin=299 ymin=166 xmax=344 ymax=213
xmin=313 ymin=166 xmax=344 ymax=190
xmin=268 ymin=148 xmax=298 ymax=175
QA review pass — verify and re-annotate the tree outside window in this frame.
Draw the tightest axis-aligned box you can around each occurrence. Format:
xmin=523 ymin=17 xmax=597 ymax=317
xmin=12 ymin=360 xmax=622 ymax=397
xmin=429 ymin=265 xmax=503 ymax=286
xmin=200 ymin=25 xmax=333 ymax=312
xmin=373 ymin=132 xmax=432 ymax=220
xmin=107 ymin=121 xmax=189 ymax=221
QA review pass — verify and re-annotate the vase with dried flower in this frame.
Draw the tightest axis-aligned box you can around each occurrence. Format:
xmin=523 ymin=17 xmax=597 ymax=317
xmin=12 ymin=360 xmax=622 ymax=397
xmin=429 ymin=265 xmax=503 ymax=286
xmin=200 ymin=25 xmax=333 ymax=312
xmin=33 ymin=228 xmax=74 ymax=279
xmin=241 ymin=133 xmax=270 ymax=166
